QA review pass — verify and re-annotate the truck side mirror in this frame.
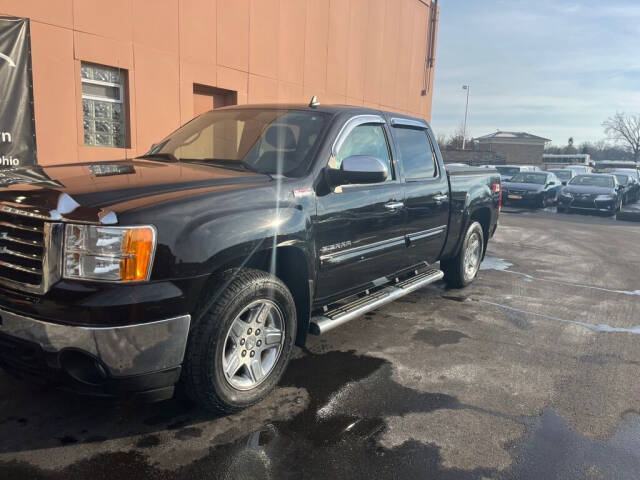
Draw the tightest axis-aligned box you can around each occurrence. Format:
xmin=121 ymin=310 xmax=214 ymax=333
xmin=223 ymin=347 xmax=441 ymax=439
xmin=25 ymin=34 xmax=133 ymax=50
xmin=327 ymin=155 xmax=388 ymax=186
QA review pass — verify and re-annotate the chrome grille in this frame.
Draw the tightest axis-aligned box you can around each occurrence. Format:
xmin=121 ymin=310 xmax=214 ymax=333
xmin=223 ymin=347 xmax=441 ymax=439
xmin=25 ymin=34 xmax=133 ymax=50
xmin=0 ymin=210 xmax=45 ymax=286
xmin=0 ymin=204 xmax=62 ymax=294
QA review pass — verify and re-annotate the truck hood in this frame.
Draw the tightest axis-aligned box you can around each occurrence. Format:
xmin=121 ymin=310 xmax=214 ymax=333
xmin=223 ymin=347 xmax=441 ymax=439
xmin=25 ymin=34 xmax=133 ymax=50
xmin=0 ymin=160 xmax=272 ymax=224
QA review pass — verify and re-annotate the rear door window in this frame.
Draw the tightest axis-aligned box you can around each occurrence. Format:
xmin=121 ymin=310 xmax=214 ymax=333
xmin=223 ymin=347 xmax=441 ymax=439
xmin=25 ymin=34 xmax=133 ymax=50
xmin=393 ymin=127 xmax=437 ymax=181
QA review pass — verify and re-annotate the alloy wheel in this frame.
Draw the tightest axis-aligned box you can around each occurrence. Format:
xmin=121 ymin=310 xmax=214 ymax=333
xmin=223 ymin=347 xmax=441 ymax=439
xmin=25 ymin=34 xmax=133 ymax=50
xmin=221 ymin=299 xmax=285 ymax=391
xmin=463 ymin=232 xmax=482 ymax=281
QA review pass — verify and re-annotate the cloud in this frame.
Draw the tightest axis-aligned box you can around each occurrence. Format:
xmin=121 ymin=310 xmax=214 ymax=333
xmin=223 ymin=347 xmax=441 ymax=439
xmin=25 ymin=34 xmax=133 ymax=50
xmin=431 ymin=0 xmax=639 ymax=144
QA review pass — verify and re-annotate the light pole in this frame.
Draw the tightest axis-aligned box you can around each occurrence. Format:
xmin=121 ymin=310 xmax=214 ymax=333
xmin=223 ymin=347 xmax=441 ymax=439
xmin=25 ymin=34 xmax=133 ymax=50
xmin=462 ymin=85 xmax=470 ymax=150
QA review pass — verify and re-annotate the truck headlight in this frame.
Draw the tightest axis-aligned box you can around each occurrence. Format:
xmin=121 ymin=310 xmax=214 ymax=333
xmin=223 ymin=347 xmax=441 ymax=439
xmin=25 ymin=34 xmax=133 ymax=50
xmin=64 ymin=225 xmax=157 ymax=282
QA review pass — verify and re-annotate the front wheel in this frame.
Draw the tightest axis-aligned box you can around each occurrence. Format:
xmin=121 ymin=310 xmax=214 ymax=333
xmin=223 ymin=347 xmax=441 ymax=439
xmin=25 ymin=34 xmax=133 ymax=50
xmin=441 ymin=221 xmax=484 ymax=288
xmin=181 ymin=269 xmax=297 ymax=413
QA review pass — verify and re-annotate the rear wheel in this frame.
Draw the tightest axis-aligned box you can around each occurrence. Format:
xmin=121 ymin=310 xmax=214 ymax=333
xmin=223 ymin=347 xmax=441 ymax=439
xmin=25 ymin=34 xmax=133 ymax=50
xmin=441 ymin=221 xmax=484 ymax=288
xmin=181 ymin=269 xmax=296 ymax=413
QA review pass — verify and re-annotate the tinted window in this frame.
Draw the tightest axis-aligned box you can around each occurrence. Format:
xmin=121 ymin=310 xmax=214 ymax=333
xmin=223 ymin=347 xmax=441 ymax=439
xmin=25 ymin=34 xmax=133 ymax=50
xmin=615 ymin=174 xmax=629 ymax=186
xmin=551 ymin=170 xmax=572 ymax=180
xmin=333 ymin=124 xmax=393 ymax=181
xmin=496 ymin=167 xmax=520 ymax=175
xmin=510 ymin=173 xmax=547 ymax=184
xmin=569 ymin=175 xmax=615 ymax=188
xmin=393 ymin=128 xmax=436 ymax=180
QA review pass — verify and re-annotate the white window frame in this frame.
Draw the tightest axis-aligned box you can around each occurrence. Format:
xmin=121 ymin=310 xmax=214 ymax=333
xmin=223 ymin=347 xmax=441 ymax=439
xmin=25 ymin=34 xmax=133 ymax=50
xmin=81 ymin=77 xmax=124 ymax=104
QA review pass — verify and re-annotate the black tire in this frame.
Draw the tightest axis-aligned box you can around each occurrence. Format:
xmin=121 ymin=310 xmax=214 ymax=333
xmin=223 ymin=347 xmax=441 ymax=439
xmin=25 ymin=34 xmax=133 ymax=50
xmin=181 ymin=268 xmax=297 ymax=413
xmin=441 ymin=221 xmax=484 ymax=289
xmin=557 ymin=206 xmax=566 ymax=213
xmin=539 ymin=196 xmax=546 ymax=209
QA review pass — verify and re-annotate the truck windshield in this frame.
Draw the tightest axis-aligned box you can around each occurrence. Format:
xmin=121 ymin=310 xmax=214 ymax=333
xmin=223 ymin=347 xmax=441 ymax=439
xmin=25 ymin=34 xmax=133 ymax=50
xmin=145 ymin=109 xmax=330 ymax=177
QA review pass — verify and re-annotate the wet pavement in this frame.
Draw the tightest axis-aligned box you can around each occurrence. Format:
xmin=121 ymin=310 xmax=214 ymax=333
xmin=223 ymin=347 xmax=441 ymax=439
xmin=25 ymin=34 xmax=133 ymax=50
xmin=2 ymin=209 xmax=640 ymax=479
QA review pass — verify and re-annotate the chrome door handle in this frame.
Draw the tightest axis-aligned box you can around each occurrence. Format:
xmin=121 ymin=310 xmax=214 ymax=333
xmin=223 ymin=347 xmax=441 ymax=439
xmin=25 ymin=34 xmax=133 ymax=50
xmin=434 ymin=194 xmax=448 ymax=203
xmin=384 ymin=201 xmax=404 ymax=210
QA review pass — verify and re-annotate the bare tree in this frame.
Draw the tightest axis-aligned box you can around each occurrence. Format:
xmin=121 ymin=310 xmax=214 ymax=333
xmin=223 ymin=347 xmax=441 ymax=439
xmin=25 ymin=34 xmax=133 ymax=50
xmin=603 ymin=112 xmax=640 ymax=161
xmin=446 ymin=123 xmax=472 ymax=150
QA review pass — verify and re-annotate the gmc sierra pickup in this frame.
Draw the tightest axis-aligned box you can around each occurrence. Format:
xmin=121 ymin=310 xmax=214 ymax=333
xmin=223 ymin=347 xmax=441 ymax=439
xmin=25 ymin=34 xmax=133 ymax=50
xmin=0 ymin=104 xmax=500 ymax=412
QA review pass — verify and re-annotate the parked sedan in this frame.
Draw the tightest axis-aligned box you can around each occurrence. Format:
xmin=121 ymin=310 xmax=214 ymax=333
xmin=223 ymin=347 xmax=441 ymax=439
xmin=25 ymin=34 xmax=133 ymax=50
xmin=503 ymin=172 xmax=562 ymax=208
xmin=558 ymin=174 xmax=622 ymax=214
xmin=495 ymin=165 xmax=540 ymax=182
xmin=613 ymin=174 xmax=635 ymax=204
xmin=611 ymin=169 xmax=640 ymax=203
xmin=547 ymin=168 xmax=576 ymax=185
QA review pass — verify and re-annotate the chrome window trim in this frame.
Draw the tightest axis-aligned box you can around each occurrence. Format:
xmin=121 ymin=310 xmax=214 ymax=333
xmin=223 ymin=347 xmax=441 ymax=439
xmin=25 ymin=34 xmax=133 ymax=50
xmin=390 ymin=117 xmax=428 ymax=129
xmin=328 ymin=114 xmax=399 ymax=188
xmin=331 ymin=114 xmax=386 ymax=158
xmin=319 ymin=235 xmax=406 ymax=265
xmin=407 ymin=225 xmax=447 ymax=242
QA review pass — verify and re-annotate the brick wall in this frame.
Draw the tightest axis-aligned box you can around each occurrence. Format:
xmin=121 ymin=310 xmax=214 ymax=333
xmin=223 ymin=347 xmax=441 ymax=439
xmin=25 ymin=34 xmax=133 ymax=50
xmin=479 ymin=143 xmax=545 ymax=166
xmin=0 ymin=0 xmax=438 ymax=165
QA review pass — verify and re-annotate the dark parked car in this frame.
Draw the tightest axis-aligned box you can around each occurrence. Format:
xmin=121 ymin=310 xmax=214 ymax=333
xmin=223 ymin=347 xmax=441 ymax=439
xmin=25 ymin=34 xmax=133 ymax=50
xmin=611 ymin=169 xmax=640 ymax=203
xmin=0 ymin=104 xmax=500 ymax=412
xmin=495 ymin=165 xmax=540 ymax=182
xmin=613 ymin=174 xmax=636 ymax=204
xmin=502 ymin=172 xmax=562 ymax=208
xmin=558 ymin=174 xmax=622 ymax=214
xmin=547 ymin=168 xmax=576 ymax=185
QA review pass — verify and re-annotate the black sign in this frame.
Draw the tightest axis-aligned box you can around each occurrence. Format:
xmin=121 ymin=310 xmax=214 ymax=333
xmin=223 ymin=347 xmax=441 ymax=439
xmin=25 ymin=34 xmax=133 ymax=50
xmin=0 ymin=16 xmax=37 ymax=168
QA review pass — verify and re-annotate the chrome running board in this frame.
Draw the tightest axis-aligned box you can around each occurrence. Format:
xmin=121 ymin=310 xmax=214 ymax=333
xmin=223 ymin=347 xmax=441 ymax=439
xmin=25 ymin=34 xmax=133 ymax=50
xmin=309 ymin=268 xmax=444 ymax=335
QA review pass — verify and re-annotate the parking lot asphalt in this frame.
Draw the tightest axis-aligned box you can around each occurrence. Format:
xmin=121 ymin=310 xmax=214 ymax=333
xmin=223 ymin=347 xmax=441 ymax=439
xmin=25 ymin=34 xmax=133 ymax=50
xmin=1 ymin=208 xmax=640 ymax=479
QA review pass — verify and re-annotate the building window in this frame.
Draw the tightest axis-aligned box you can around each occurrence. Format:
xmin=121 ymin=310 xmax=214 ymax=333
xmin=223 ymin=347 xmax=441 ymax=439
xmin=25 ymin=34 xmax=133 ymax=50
xmin=81 ymin=62 xmax=127 ymax=148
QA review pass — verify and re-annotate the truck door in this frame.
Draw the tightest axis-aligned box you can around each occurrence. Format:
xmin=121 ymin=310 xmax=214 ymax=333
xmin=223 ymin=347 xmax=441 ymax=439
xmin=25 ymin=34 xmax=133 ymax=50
xmin=314 ymin=115 xmax=406 ymax=303
xmin=390 ymin=119 xmax=449 ymax=266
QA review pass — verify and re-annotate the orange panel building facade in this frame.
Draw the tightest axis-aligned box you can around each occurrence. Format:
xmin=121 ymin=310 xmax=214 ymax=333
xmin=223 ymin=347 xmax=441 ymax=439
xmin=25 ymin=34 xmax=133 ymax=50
xmin=0 ymin=0 xmax=439 ymax=166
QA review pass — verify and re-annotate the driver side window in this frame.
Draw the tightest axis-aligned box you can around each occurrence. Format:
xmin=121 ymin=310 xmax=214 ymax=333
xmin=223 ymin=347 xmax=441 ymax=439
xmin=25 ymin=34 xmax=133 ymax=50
xmin=331 ymin=124 xmax=393 ymax=181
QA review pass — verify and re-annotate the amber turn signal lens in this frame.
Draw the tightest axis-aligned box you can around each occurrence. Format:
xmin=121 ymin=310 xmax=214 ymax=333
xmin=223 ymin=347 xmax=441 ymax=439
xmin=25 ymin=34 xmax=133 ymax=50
xmin=121 ymin=227 xmax=155 ymax=281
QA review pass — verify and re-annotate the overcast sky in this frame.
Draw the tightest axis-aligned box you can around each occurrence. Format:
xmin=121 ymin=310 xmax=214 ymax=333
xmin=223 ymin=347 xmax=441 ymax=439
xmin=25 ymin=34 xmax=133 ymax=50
xmin=430 ymin=0 xmax=640 ymax=146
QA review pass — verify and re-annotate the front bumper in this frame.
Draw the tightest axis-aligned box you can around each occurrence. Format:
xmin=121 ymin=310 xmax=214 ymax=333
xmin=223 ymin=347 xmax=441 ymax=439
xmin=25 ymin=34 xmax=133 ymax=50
xmin=0 ymin=308 xmax=190 ymax=400
xmin=559 ymin=196 xmax=616 ymax=212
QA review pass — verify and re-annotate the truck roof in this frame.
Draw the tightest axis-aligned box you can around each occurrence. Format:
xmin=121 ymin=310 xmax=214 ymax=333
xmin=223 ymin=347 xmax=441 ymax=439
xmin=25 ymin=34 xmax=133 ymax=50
xmin=213 ymin=103 xmax=428 ymax=124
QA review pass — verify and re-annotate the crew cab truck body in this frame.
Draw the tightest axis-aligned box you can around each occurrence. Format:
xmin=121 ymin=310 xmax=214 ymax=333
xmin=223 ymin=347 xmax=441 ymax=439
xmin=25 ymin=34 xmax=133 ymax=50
xmin=0 ymin=104 xmax=500 ymax=411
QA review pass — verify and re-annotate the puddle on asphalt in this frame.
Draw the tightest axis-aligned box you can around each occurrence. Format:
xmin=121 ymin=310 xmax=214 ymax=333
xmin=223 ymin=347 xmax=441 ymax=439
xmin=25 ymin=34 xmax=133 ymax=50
xmin=0 ymin=351 xmax=490 ymax=480
xmin=501 ymin=409 xmax=640 ymax=480
xmin=2 ymin=349 xmax=640 ymax=479
xmin=480 ymin=256 xmax=640 ymax=296
xmin=476 ymin=298 xmax=640 ymax=335
xmin=413 ymin=327 xmax=470 ymax=347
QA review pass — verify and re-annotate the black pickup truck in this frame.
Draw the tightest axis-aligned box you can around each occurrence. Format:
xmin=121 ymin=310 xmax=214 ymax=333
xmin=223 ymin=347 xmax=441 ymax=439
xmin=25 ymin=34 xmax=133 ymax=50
xmin=0 ymin=104 xmax=500 ymax=412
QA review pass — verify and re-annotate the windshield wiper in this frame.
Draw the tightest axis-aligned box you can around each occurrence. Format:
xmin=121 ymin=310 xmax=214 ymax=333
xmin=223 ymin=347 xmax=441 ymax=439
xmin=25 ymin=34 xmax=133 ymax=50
xmin=180 ymin=158 xmax=263 ymax=175
xmin=136 ymin=153 xmax=177 ymax=162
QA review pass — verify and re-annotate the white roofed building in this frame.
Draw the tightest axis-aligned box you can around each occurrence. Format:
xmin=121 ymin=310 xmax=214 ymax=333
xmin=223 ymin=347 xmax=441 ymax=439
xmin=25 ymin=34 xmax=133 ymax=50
xmin=474 ymin=131 xmax=551 ymax=166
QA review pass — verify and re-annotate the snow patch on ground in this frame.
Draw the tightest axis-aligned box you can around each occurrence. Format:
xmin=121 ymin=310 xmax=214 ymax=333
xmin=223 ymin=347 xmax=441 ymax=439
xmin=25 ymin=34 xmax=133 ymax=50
xmin=480 ymin=256 xmax=513 ymax=271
